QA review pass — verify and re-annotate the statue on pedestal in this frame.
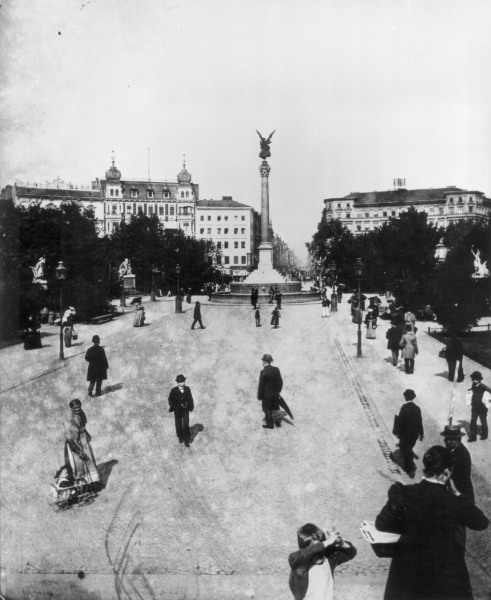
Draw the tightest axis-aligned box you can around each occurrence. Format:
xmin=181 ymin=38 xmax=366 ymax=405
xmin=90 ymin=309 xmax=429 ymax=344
xmin=118 ymin=258 xmax=133 ymax=279
xmin=256 ymin=129 xmax=276 ymax=160
xmin=471 ymin=248 xmax=489 ymax=278
xmin=29 ymin=256 xmax=47 ymax=290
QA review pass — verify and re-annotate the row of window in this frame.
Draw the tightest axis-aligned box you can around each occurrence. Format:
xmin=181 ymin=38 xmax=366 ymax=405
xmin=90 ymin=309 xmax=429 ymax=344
xmin=108 ymin=188 xmax=192 ymax=200
xmin=340 ymin=205 xmax=475 ymax=220
xmin=215 ymin=241 xmax=246 ymax=249
xmin=219 ymin=255 xmax=247 ymax=265
xmin=199 ymin=214 xmax=246 ymax=221
xmin=199 ymin=227 xmax=246 ymax=235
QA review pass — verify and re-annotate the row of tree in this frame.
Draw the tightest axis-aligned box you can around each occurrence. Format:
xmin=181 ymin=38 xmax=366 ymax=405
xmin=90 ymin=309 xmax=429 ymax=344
xmin=307 ymin=207 xmax=490 ymax=331
xmin=0 ymin=202 xmax=219 ymax=339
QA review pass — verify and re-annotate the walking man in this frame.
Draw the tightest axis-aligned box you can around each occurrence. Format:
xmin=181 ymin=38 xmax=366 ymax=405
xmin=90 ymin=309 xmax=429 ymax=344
xmin=394 ymin=389 xmax=424 ymax=477
xmin=445 ymin=335 xmax=465 ymax=382
xmin=441 ymin=425 xmax=474 ymax=502
xmin=255 ymin=306 xmax=261 ymax=327
xmin=85 ymin=335 xmax=109 ymax=397
xmin=191 ymin=301 xmax=206 ymax=330
xmin=468 ymin=371 xmax=490 ymax=442
xmin=168 ymin=374 xmax=194 ymax=447
xmin=257 ymin=353 xmax=283 ymax=429
xmin=386 ymin=320 xmax=402 ymax=366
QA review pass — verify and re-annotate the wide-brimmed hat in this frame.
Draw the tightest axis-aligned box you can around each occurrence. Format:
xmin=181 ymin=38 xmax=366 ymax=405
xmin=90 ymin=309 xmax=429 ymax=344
xmin=403 ymin=389 xmax=416 ymax=401
xmin=92 ymin=335 xmax=100 ymax=343
xmin=470 ymin=371 xmax=483 ymax=381
xmin=440 ymin=425 xmax=464 ymax=439
xmin=261 ymin=353 xmax=273 ymax=363
xmin=176 ymin=374 xmax=186 ymax=382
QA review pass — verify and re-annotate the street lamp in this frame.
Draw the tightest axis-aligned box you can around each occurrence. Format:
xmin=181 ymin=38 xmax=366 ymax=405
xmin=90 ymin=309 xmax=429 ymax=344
xmin=151 ymin=265 xmax=161 ymax=302
xmin=354 ymin=257 xmax=364 ymax=357
xmin=55 ymin=261 xmax=67 ymax=360
xmin=329 ymin=260 xmax=338 ymax=312
xmin=175 ymin=263 xmax=183 ymax=313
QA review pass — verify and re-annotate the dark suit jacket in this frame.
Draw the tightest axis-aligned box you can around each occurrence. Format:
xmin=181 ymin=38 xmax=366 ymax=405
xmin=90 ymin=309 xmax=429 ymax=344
xmin=376 ymin=480 xmax=488 ymax=600
xmin=257 ymin=364 xmax=283 ymax=407
xmin=445 ymin=337 xmax=464 ymax=361
xmin=168 ymin=385 xmax=194 ymax=412
xmin=85 ymin=344 xmax=109 ymax=381
xmin=397 ymin=401 xmax=423 ymax=440
xmin=451 ymin=443 xmax=474 ymax=503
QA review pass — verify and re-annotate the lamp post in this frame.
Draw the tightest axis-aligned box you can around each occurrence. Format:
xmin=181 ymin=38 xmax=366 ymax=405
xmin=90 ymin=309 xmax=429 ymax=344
xmin=354 ymin=258 xmax=364 ymax=357
xmin=329 ymin=260 xmax=338 ymax=312
xmin=151 ymin=265 xmax=161 ymax=301
xmin=175 ymin=264 xmax=183 ymax=313
xmin=55 ymin=261 xmax=67 ymax=360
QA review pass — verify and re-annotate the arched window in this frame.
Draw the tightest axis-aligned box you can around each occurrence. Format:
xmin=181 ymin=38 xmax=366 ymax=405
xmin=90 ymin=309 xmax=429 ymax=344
xmin=186 ymin=191 xmax=189 ymax=198
xmin=181 ymin=191 xmax=184 ymax=198
xmin=110 ymin=189 xmax=114 ymax=197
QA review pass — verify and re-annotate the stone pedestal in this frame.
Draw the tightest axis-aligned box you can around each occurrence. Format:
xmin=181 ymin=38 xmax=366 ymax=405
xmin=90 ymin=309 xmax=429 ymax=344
xmin=123 ymin=275 xmax=135 ymax=290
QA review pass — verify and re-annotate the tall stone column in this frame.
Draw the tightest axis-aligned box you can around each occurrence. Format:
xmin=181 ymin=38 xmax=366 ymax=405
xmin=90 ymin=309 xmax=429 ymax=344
xmin=258 ymin=160 xmax=273 ymax=270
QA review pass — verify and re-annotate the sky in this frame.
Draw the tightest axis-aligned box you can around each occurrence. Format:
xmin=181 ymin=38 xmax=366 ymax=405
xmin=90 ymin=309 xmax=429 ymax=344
xmin=1 ymin=0 xmax=491 ymax=261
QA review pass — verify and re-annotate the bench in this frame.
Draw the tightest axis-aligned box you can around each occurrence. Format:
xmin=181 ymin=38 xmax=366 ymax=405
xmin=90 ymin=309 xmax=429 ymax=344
xmin=90 ymin=314 xmax=115 ymax=325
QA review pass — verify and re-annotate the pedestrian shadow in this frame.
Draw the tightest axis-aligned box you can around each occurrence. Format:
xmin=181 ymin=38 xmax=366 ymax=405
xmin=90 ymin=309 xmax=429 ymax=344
xmin=96 ymin=459 xmax=119 ymax=490
xmin=189 ymin=423 xmax=204 ymax=443
xmin=435 ymin=371 xmax=450 ymax=379
xmin=102 ymin=383 xmax=124 ymax=395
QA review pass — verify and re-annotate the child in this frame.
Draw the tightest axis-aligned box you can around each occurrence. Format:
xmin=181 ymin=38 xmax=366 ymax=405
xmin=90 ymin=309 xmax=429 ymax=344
xmin=288 ymin=523 xmax=356 ymax=600
xmin=255 ymin=306 xmax=261 ymax=327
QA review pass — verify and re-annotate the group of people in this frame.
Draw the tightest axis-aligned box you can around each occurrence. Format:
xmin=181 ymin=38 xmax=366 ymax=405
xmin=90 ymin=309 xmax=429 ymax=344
xmin=385 ymin=311 xmax=419 ymax=374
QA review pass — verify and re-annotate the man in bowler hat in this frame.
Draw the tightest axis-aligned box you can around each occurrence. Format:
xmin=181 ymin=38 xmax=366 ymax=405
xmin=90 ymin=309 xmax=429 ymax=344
xmin=257 ymin=354 xmax=283 ymax=429
xmin=441 ymin=425 xmax=474 ymax=502
xmin=85 ymin=335 xmax=109 ymax=397
xmin=394 ymin=389 xmax=424 ymax=477
xmin=468 ymin=371 xmax=490 ymax=442
xmin=168 ymin=374 xmax=194 ymax=447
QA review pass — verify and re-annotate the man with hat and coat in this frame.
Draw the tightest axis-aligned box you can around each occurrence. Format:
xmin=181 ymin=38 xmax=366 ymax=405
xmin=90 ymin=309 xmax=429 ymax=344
xmin=468 ymin=371 xmax=490 ymax=442
xmin=441 ymin=425 xmax=474 ymax=502
xmin=85 ymin=335 xmax=109 ymax=397
xmin=393 ymin=389 xmax=424 ymax=477
xmin=168 ymin=374 xmax=194 ymax=447
xmin=257 ymin=354 xmax=283 ymax=429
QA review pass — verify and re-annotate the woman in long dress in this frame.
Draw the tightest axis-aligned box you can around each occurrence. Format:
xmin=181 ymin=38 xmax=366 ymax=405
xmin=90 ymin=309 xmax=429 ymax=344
xmin=133 ymin=305 xmax=145 ymax=327
xmin=365 ymin=309 xmax=377 ymax=339
xmin=375 ymin=445 xmax=488 ymax=600
xmin=64 ymin=399 xmax=99 ymax=484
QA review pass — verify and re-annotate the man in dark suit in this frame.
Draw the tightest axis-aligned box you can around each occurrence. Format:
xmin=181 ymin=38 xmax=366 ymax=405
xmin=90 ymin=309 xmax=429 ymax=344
xmin=168 ymin=374 xmax=194 ymax=447
xmin=441 ymin=425 xmax=474 ymax=502
xmin=257 ymin=353 xmax=283 ymax=429
xmin=394 ymin=389 xmax=424 ymax=477
xmin=468 ymin=370 xmax=490 ymax=442
xmin=85 ymin=335 xmax=109 ymax=397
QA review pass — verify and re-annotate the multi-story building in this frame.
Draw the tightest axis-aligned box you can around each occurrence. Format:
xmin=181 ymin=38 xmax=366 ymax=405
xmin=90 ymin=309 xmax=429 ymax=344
xmin=1 ymin=156 xmax=200 ymax=237
xmin=195 ymin=197 xmax=260 ymax=280
xmin=324 ymin=184 xmax=491 ymax=234
xmin=1 ymin=177 xmax=105 ymax=232
xmin=100 ymin=155 xmax=199 ymax=235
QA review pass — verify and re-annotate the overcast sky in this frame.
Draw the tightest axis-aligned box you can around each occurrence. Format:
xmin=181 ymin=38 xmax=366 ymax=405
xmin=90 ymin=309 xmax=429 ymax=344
xmin=1 ymin=0 xmax=490 ymax=261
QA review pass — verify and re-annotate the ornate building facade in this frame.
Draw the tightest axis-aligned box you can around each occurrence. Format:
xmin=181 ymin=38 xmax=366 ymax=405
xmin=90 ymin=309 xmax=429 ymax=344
xmin=323 ymin=185 xmax=491 ymax=234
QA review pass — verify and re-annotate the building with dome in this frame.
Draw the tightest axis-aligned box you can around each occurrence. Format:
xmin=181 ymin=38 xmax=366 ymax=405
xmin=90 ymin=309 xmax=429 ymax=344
xmin=1 ymin=155 xmax=201 ymax=237
xmin=100 ymin=154 xmax=199 ymax=235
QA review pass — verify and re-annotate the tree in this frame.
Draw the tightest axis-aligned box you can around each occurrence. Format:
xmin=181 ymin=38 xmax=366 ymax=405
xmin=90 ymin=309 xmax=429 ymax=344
xmin=2 ymin=202 xmax=111 ymax=332
xmin=431 ymin=218 xmax=490 ymax=331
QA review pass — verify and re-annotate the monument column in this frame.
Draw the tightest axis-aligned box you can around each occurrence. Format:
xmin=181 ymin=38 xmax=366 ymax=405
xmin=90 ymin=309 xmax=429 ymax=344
xmin=258 ymin=160 xmax=274 ymax=269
